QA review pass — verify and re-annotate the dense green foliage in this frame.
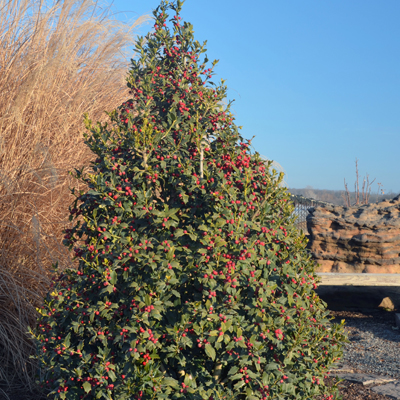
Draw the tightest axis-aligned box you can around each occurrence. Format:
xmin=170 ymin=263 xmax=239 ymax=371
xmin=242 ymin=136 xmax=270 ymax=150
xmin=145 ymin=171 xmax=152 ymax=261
xmin=28 ymin=1 xmax=348 ymax=399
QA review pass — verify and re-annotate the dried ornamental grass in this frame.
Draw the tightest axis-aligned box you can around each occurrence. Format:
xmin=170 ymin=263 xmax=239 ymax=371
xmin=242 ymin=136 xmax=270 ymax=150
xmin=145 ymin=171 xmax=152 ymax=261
xmin=0 ymin=0 xmax=151 ymax=396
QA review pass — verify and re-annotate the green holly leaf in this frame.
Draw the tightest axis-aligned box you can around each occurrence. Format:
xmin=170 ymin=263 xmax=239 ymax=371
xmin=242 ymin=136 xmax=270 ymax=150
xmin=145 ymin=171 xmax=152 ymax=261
xmin=189 ymin=232 xmax=197 ymax=241
xmin=63 ymin=333 xmax=71 ymax=348
xmin=87 ymin=190 xmax=100 ymax=196
xmin=83 ymin=381 xmax=91 ymax=393
xmin=145 ymin=294 xmax=152 ymax=305
xmin=163 ymin=377 xmax=179 ymax=388
xmin=216 ymin=218 xmax=225 ymax=227
xmin=108 ymin=369 xmax=116 ymax=381
xmin=174 ymin=228 xmax=184 ymax=238
xmin=234 ymin=380 xmax=245 ymax=390
xmin=265 ymin=362 xmax=279 ymax=371
xmin=110 ymin=271 xmax=117 ymax=285
xmin=205 ymin=343 xmax=216 ymax=361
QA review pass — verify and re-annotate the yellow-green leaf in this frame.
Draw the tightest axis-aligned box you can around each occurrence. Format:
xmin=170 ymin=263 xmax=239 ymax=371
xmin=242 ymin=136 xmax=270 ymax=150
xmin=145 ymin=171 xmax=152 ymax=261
xmin=83 ymin=381 xmax=91 ymax=393
xmin=110 ymin=271 xmax=117 ymax=285
xmin=108 ymin=369 xmax=116 ymax=381
xmin=205 ymin=343 xmax=216 ymax=360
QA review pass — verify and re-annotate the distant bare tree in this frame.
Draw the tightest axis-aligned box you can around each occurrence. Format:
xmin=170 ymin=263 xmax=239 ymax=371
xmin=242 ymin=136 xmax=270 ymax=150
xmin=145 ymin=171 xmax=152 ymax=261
xmin=342 ymin=158 xmax=376 ymax=207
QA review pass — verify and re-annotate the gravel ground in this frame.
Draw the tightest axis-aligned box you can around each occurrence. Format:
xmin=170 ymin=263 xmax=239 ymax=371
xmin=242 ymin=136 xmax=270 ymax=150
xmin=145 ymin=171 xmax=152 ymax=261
xmin=320 ymin=308 xmax=400 ymax=400
xmin=2 ymin=308 xmax=399 ymax=400
xmin=321 ymin=377 xmax=396 ymax=400
xmin=328 ymin=309 xmax=400 ymax=379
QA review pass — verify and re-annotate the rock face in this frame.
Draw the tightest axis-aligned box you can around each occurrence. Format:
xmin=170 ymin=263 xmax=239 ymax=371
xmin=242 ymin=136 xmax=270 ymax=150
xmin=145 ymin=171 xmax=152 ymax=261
xmin=306 ymin=194 xmax=400 ymax=273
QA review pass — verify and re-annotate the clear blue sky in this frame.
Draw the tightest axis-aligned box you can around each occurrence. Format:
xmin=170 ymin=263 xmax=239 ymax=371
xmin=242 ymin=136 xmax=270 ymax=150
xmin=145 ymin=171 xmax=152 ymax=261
xmin=71 ymin=0 xmax=400 ymax=193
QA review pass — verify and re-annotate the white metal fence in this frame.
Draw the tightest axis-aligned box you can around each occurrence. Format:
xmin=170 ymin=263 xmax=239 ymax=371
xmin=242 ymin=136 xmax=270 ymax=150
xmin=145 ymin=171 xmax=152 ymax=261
xmin=289 ymin=194 xmax=333 ymax=234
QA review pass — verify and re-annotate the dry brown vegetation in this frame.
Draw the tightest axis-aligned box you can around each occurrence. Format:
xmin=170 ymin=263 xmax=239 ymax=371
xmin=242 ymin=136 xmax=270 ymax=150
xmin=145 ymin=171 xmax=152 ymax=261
xmin=288 ymin=156 xmax=400 ymax=208
xmin=288 ymin=169 xmax=396 ymax=208
xmin=0 ymin=0 xmax=151 ymax=397
xmin=288 ymin=187 xmax=397 ymax=207
xmin=342 ymin=157 xmax=376 ymax=207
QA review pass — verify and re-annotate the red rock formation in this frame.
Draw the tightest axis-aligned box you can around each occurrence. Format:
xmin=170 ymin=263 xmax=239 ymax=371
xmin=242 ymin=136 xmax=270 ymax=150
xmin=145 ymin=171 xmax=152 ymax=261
xmin=306 ymin=194 xmax=400 ymax=273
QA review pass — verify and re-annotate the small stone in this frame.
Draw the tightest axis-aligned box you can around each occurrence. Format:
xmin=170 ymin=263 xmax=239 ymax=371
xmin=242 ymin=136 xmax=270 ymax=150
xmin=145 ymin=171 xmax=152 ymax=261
xmin=371 ymin=381 xmax=400 ymax=399
xmin=334 ymin=372 xmax=396 ymax=386
xmin=329 ymin=367 xmax=354 ymax=373
xmin=378 ymin=297 xmax=396 ymax=311
xmin=329 ymin=361 xmax=354 ymax=373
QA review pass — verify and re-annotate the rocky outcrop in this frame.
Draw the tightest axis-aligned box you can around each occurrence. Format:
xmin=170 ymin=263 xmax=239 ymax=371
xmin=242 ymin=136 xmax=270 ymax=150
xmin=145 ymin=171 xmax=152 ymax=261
xmin=306 ymin=194 xmax=400 ymax=273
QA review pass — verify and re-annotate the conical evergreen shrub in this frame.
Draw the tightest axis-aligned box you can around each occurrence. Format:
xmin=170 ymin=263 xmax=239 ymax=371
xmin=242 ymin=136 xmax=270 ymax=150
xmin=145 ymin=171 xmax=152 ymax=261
xmin=28 ymin=1 xmax=348 ymax=399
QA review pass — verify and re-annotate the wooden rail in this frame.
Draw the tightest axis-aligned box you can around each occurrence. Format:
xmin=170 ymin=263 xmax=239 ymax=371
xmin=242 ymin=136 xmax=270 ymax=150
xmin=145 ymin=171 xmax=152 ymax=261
xmin=315 ymin=273 xmax=400 ymax=318
xmin=316 ymin=273 xmax=400 ymax=286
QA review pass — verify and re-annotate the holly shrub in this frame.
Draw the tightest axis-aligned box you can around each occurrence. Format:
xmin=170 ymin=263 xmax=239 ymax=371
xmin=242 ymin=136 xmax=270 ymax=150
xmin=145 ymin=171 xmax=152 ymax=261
xmin=28 ymin=1 xmax=348 ymax=399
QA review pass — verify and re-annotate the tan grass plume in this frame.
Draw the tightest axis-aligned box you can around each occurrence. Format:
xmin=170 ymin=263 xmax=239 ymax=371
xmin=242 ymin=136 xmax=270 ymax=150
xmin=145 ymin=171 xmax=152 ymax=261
xmin=0 ymin=0 xmax=151 ymax=396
